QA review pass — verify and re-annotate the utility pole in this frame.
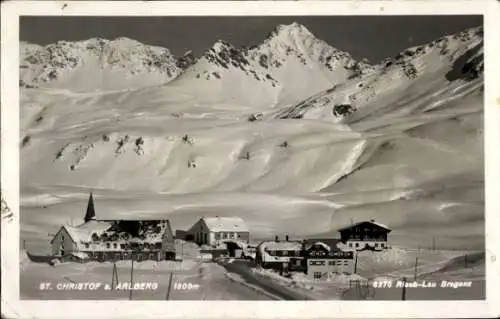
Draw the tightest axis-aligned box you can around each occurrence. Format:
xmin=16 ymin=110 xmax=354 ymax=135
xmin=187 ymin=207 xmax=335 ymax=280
xmin=354 ymin=253 xmax=358 ymax=274
xmin=414 ymin=257 xmax=419 ymax=281
xmin=166 ymin=271 xmax=174 ymax=300
xmin=129 ymin=257 xmax=134 ymax=300
xmin=111 ymin=262 xmax=119 ymax=290
xmin=401 ymin=277 xmax=407 ymax=300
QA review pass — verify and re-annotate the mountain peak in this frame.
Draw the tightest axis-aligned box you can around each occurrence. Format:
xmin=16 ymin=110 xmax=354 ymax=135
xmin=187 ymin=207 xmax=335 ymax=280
xmin=268 ymin=22 xmax=315 ymax=41
xmin=109 ymin=37 xmax=143 ymax=45
xmin=210 ymin=40 xmax=235 ymax=53
xmin=275 ymin=22 xmax=311 ymax=34
xmin=192 ymin=38 xmax=250 ymax=72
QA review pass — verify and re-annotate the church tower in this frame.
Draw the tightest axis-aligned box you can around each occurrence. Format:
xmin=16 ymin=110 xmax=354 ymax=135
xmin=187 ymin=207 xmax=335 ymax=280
xmin=84 ymin=192 xmax=96 ymax=223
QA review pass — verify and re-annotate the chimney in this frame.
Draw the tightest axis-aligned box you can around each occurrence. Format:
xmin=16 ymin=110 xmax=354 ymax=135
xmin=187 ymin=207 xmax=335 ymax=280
xmin=275 ymin=235 xmax=279 ymax=242
xmin=285 ymin=234 xmax=289 ymax=241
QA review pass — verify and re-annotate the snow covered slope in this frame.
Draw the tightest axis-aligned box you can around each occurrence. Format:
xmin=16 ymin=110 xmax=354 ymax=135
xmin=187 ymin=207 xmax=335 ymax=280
xmin=20 ymin=25 xmax=484 ymax=251
xmin=20 ymin=38 xmax=182 ymax=91
xmin=274 ymin=27 xmax=483 ymax=122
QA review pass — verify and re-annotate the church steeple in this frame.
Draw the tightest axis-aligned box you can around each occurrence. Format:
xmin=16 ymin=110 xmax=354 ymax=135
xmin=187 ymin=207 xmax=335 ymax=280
xmin=84 ymin=192 xmax=96 ymax=223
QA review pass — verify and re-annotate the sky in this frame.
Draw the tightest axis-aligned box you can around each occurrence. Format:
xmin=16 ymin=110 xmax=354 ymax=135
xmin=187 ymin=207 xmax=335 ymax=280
xmin=20 ymin=15 xmax=482 ymax=63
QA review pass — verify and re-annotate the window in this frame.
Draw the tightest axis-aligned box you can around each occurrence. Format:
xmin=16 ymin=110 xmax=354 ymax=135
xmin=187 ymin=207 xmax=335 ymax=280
xmin=215 ymin=233 xmax=221 ymax=240
xmin=282 ymin=250 xmax=288 ymax=256
xmin=375 ymin=243 xmax=378 ymax=247
xmin=348 ymin=243 xmax=352 ymax=247
xmin=61 ymin=235 xmax=65 ymax=241
xmin=328 ymin=261 xmax=335 ymax=266
xmin=344 ymin=260 xmax=349 ymax=265
xmin=113 ymin=243 xmax=118 ymax=249
xmin=222 ymin=233 xmax=228 ymax=239
xmin=336 ymin=260 xmax=343 ymax=265
xmin=120 ymin=244 xmax=125 ymax=249
xmin=313 ymin=272 xmax=322 ymax=279
xmin=106 ymin=243 xmax=111 ymax=249
xmin=381 ymin=243 xmax=385 ymax=248
xmin=355 ymin=243 xmax=359 ymax=247
xmin=85 ymin=243 xmax=90 ymax=248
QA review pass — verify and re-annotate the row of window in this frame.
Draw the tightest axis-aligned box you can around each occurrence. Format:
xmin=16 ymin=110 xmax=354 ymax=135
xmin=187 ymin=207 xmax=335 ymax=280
xmin=312 ymin=271 xmax=351 ymax=279
xmin=348 ymin=242 xmax=385 ymax=248
xmin=81 ymin=242 xmax=163 ymax=250
xmin=310 ymin=260 xmax=350 ymax=266
xmin=266 ymin=250 xmax=301 ymax=257
xmin=214 ymin=232 xmax=242 ymax=240
xmin=352 ymin=228 xmax=385 ymax=233
xmin=83 ymin=251 xmax=161 ymax=261
xmin=346 ymin=236 xmax=386 ymax=240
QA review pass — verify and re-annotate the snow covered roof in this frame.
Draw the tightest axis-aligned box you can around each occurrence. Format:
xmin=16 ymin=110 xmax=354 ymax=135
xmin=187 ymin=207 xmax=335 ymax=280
xmin=65 ymin=220 xmax=113 ymax=244
xmin=70 ymin=252 xmax=89 ymax=259
xmin=337 ymin=220 xmax=391 ymax=232
xmin=56 ymin=219 xmax=173 ymax=251
xmin=258 ymin=240 xmax=302 ymax=251
xmin=304 ymin=238 xmax=341 ymax=250
xmin=308 ymin=241 xmax=331 ymax=251
xmin=202 ymin=217 xmax=249 ymax=232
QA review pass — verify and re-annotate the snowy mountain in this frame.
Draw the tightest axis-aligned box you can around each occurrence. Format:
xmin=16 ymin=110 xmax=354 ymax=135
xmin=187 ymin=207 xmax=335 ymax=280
xmin=20 ymin=37 xmax=182 ymax=91
xmin=168 ymin=22 xmax=369 ymax=108
xmin=274 ymin=26 xmax=483 ymax=122
xmin=244 ymin=22 xmax=371 ymax=106
xmin=168 ymin=39 xmax=281 ymax=108
xmin=20 ymin=24 xmax=484 ymax=250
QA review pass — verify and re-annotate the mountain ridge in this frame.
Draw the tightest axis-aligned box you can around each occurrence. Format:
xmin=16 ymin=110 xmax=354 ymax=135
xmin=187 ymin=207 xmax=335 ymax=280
xmin=20 ymin=37 xmax=182 ymax=91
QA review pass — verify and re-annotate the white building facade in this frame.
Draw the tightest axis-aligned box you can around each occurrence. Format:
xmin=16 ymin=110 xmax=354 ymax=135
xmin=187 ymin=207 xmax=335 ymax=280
xmin=186 ymin=217 xmax=250 ymax=247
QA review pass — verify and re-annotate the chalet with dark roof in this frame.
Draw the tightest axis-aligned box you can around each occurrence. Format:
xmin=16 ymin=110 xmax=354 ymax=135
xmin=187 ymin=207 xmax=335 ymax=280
xmin=337 ymin=219 xmax=391 ymax=251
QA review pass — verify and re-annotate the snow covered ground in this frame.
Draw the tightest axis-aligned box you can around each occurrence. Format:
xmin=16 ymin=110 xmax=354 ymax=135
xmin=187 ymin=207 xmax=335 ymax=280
xmin=247 ymin=248 xmax=483 ymax=300
xmin=19 ymin=23 xmax=485 ymax=299
xmin=20 ymin=244 xmax=275 ymax=300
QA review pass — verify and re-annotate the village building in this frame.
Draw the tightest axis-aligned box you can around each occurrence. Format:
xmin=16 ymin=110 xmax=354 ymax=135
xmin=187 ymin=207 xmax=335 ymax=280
xmin=181 ymin=216 xmax=250 ymax=247
xmin=337 ymin=219 xmax=391 ymax=251
xmin=50 ymin=193 xmax=176 ymax=262
xmin=304 ymin=239 xmax=355 ymax=280
xmin=255 ymin=236 xmax=304 ymax=273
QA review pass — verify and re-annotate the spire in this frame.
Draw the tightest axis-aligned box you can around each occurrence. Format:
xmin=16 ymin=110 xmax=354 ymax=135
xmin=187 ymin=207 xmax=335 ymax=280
xmin=84 ymin=192 xmax=96 ymax=223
